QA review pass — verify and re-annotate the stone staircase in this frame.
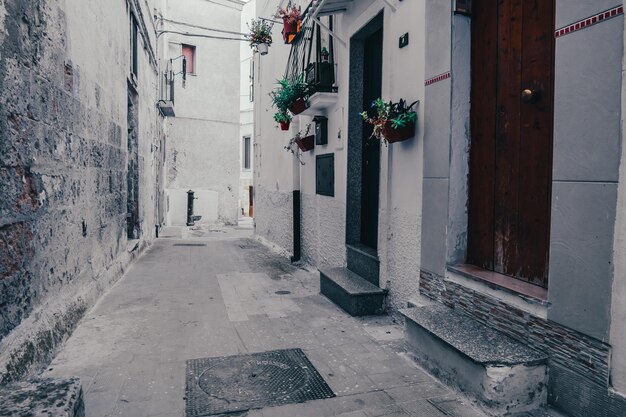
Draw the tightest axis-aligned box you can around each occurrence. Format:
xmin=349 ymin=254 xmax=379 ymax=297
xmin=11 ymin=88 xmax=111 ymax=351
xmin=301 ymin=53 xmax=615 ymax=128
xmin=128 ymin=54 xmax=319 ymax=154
xmin=401 ymin=298 xmax=548 ymax=416
xmin=319 ymin=244 xmax=385 ymax=316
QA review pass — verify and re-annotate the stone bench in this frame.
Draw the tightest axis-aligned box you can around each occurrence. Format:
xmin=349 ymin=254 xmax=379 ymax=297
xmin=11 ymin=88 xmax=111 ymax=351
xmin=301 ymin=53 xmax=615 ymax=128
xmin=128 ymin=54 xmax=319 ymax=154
xmin=401 ymin=304 xmax=548 ymax=415
xmin=0 ymin=377 xmax=84 ymax=417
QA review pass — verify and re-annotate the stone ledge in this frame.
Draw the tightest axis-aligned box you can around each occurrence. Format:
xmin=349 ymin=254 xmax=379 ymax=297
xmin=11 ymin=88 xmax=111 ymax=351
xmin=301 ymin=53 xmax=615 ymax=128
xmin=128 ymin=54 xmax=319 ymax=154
xmin=401 ymin=305 xmax=547 ymax=366
xmin=0 ymin=377 xmax=84 ymax=417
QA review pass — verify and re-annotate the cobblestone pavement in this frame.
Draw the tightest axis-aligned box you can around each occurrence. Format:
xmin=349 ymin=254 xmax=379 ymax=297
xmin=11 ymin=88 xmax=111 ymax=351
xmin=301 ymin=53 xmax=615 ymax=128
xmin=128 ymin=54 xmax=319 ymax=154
xmin=44 ymin=224 xmax=487 ymax=417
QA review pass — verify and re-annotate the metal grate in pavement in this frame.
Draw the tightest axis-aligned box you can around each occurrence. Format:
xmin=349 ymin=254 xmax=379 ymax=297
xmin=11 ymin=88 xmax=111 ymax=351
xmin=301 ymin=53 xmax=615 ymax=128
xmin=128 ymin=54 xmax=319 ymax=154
xmin=185 ymin=348 xmax=335 ymax=416
xmin=174 ymin=243 xmax=207 ymax=247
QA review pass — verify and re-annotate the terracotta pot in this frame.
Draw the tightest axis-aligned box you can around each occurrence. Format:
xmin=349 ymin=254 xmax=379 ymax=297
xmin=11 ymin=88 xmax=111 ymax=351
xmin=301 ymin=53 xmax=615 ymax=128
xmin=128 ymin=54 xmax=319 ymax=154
xmin=295 ymin=135 xmax=315 ymax=152
xmin=279 ymin=121 xmax=291 ymax=131
xmin=382 ymin=120 xmax=416 ymax=143
xmin=289 ymin=97 xmax=308 ymax=115
xmin=283 ymin=17 xmax=300 ymax=43
xmin=256 ymin=42 xmax=269 ymax=55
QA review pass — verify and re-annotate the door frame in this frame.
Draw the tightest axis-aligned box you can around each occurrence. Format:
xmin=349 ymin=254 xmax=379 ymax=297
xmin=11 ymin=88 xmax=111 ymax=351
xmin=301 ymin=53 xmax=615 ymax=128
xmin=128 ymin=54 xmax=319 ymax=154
xmin=345 ymin=11 xmax=384 ymax=248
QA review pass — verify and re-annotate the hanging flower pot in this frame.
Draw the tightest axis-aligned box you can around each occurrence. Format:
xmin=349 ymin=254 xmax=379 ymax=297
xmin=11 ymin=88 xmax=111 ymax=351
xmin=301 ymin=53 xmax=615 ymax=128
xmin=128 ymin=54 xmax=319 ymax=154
xmin=289 ymin=97 xmax=308 ymax=115
xmin=277 ymin=2 xmax=302 ymax=44
xmin=280 ymin=120 xmax=291 ymax=131
xmin=295 ymin=135 xmax=315 ymax=152
xmin=256 ymin=42 xmax=269 ymax=55
xmin=382 ymin=120 xmax=416 ymax=143
xmin=247 ymin=19 xmax=272 ymax=55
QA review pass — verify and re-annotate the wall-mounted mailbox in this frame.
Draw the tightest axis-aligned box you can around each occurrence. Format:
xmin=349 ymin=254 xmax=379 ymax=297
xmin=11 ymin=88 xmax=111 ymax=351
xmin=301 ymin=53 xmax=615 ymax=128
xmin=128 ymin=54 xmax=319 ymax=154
xmin=316 ymin=153 xmax=334 ymax=197
xmin=314 ymin=116 xmax=328 ymax=145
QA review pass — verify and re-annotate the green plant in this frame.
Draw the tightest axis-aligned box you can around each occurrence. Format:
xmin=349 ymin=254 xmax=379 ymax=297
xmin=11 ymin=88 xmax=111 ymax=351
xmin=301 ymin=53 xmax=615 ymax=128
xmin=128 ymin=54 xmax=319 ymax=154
xmin=276 ymin=1 xmax=301 ymax=25
xmin=274 ymin=111 xmax=292 ymax=123
xmin=269 ymin=75 xmax=309 ymax=113
xmin=247 ymin=18 xmax=273 ymax=47
xmin=361 ymin=98 xmax=419 ymax=141
xmin=285 ymin=124 xmax=311 ymax=165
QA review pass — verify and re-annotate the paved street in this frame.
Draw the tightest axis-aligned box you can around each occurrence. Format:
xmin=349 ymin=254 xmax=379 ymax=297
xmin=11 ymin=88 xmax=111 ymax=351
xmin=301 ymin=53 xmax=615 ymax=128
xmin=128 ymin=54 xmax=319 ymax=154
xmin=44 ymin=224 xmax=485 ymax=417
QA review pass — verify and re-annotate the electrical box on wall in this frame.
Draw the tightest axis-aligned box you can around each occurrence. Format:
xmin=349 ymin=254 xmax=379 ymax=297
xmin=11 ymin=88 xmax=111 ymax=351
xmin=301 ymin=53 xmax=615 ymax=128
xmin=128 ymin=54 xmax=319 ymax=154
xmin=316 ymin=153 xmax=334 ymax=197
xmin=314 ymin=116 xmax=328 ymax=145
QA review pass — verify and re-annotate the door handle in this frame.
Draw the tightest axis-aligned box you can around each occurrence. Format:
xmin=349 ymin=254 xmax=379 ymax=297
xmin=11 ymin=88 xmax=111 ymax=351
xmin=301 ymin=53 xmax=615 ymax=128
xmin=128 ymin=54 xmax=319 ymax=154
xmin=521 ymin=88 xmax=539 ymax=103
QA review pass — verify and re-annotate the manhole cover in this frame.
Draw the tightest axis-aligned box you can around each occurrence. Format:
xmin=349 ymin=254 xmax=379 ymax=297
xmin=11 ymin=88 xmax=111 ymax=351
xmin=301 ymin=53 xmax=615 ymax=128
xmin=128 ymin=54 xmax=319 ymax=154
xmin=185 ymin=349 xmax=334 ymax=416
xmin=275 ymin=290 xmax=291 ymax=295
xmin=174 ymin=243 xmax=207 ymax=247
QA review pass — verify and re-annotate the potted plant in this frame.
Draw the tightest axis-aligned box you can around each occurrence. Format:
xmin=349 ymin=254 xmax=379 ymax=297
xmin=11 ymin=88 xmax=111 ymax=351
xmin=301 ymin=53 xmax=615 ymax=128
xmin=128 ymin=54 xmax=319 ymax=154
xmin=288 ymin=74 xmax=309 ymax=115
xmin=295 ymin=124 xmax=315 ymax=152
xmin=274 ymin=111 xmax=292 ymax=131
xmin=247 ymin=19 xmax=273 ymax=55
xmin=291 ymin=124 xmax=314 ymax=152
xmin=270 ymin=76 xmax=309 ymax=117
xmin=321 ymin=47 xmax=330 ymax=63
xmin=277 ymin=1 xmax=301 ymax=44
xmin=361 ymin=98 xmax=419 ymax=144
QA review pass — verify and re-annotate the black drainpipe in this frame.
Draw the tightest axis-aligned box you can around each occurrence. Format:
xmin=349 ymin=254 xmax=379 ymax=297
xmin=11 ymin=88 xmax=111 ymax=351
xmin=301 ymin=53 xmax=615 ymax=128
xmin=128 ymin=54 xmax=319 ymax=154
xmin=291 ymin=190 xmax=301 ymax=263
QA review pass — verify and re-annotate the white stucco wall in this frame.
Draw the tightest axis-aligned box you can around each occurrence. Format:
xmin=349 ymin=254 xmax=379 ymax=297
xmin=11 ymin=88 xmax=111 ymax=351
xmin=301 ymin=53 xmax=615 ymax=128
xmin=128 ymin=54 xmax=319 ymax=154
xmin=240 ymin=0 xmax=255 ymax=217
xmin=254 ymin=0 xmax=425 ymax=310
xmin=161 ymin=0 xmax=242 ymax=225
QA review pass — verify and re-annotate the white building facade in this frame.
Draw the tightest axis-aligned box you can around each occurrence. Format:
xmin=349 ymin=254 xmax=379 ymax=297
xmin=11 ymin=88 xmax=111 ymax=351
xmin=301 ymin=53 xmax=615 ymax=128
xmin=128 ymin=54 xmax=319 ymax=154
xmin=158 ymin=0 xmax=243 ymax=226
xmin=253 ymin=0 xmax=626 ymax=415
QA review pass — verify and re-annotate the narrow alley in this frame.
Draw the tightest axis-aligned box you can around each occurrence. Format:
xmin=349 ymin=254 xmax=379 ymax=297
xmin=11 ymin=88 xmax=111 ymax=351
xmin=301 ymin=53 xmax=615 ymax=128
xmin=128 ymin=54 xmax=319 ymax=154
xmin=41 ymin=225 xmax=483 ymax=417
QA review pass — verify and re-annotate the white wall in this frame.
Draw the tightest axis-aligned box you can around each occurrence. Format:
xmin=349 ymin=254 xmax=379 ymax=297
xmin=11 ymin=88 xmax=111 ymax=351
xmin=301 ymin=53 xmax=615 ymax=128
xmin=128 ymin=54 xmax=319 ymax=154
xmin=240 ymin=0 xmax=256 ymax=216
xmin=254 ymin=0 xmax=425 ymax=308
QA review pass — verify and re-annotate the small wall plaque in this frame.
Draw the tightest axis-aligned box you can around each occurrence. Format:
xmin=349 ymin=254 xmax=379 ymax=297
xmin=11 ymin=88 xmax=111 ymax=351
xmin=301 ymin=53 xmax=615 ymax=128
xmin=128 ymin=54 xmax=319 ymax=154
xmin=399 ymin=33 xmax=409 ymax=48
xmin=316 ymin=153 xmax=334 ymax=197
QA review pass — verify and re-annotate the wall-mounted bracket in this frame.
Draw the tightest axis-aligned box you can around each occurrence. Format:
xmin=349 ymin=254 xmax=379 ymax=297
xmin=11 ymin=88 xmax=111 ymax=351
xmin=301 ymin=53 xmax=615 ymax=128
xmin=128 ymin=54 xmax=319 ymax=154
xmin=381 ymin=0 xmax=397 ymax=12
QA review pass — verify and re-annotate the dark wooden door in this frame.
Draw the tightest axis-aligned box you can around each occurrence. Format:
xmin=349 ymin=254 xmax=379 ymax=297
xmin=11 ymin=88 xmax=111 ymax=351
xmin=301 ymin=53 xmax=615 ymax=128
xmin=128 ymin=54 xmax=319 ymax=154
xmin=468 ymin=0 xmax=555 ymax=287
xmin=361 ymin=28 xmax=383 ymax=249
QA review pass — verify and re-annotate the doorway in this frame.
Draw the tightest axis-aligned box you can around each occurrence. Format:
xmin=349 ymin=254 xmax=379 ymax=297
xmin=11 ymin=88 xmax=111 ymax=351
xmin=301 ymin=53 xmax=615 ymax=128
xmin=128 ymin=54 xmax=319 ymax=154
xmin=346 ymin=12 xmax=383 ymax=251
xmin=467 ymin=0 xmax=555 ymax=287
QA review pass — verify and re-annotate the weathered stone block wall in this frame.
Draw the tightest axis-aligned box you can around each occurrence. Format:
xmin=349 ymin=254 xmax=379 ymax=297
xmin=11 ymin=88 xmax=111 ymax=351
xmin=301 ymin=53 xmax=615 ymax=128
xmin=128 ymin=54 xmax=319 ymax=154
xmin=0 ymin=0 xmax=162 ymax=383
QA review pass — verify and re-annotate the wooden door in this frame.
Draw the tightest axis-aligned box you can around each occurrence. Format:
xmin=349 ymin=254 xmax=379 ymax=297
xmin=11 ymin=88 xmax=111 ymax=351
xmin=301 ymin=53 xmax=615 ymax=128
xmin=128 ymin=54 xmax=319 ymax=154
xmin=360 ymin=28 xmax=383 ymax=250
xmin=468 ymin=0 xmax=555 ymax=287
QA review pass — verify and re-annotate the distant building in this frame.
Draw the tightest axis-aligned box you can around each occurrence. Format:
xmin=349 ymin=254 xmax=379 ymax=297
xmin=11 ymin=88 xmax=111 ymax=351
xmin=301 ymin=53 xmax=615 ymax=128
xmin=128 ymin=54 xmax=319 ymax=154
xmin=240 ymin=0 xmax=256 ymax=218
xmin=158 ymin=0 xmax=243 ymax=226
xmin=253 ymin=1 xmax=626 ymax=416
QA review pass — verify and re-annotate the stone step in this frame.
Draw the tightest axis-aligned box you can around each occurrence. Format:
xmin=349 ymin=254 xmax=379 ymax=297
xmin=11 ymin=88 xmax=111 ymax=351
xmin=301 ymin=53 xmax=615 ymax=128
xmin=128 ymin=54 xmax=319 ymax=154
xmin=346 ymin=244 xmax=379 ymax=286
xmin=401 ymin=305 xmax=548 ymax=416
xmin=320 ymin=267 xmax=385 ymax=316
xmin=0 ymin=377 xmax=84 ymax=416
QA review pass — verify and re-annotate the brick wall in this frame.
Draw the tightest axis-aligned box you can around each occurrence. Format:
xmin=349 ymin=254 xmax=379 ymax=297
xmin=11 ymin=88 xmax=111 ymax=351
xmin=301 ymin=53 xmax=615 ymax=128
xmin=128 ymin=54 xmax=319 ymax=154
xmin=0 ymin=0 xmax=163 ymax=383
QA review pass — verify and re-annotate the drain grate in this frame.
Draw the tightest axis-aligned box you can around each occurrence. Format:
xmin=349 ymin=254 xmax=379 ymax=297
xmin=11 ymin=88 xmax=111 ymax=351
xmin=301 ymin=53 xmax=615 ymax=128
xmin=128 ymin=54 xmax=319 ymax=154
xmin=174 ymin=243 xmax=207 ymax=247
xmin=185 ymin=348 xmax=335 ymax=416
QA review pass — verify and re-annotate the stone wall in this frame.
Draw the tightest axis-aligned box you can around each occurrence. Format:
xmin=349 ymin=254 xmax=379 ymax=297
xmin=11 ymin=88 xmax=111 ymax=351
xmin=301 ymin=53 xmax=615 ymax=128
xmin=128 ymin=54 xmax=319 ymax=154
xmin=0 ymin=0 xmax=163 ymax=383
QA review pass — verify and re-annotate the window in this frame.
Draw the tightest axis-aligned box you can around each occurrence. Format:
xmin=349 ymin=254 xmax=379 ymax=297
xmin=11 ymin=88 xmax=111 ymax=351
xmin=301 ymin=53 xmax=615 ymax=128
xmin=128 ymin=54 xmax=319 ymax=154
xmin=249 ymin=58 xmax=254 ymax=102
xmin=243 ymin=136 xmax=251 ymax=170
xmin=130 ymin=16 xmax=138 ymax=77
xmin=182 ymin=44 xmax=196 ymax=75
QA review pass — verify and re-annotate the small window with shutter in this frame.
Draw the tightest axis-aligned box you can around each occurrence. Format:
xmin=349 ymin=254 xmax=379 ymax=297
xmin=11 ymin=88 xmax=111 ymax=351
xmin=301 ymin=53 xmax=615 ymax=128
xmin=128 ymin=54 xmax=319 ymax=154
xmin=182 ymin=44 xmax=196 ymax=75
